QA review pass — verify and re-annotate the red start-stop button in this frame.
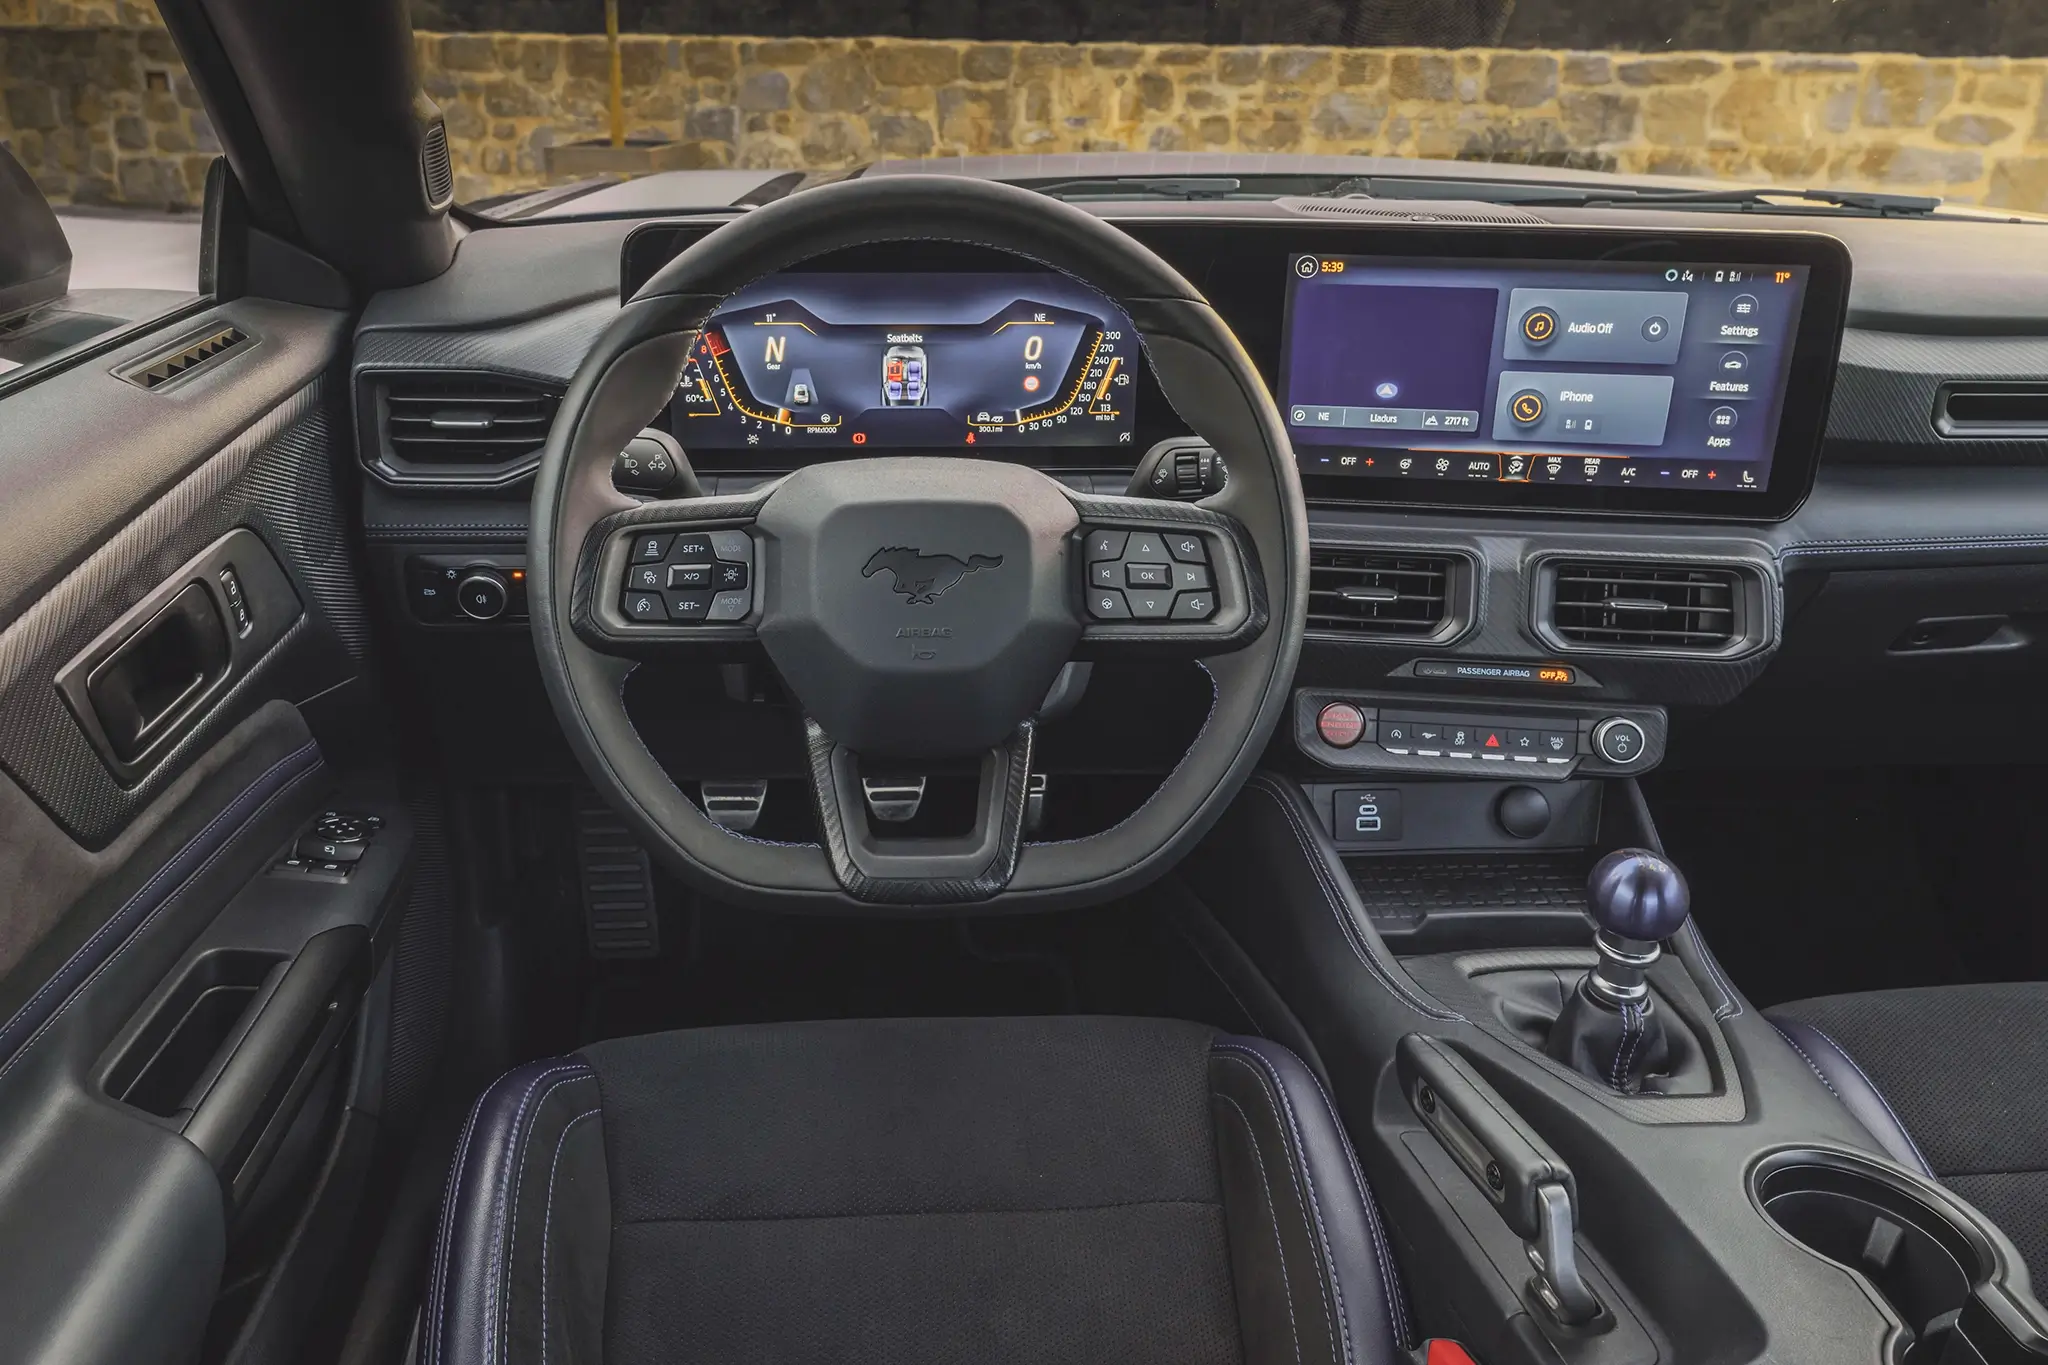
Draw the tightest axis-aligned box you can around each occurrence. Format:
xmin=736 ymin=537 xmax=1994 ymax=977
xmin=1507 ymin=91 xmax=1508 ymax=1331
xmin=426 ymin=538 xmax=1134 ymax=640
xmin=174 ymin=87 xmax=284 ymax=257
xmin=1316 ymin=702 xmax=1367 ymax=748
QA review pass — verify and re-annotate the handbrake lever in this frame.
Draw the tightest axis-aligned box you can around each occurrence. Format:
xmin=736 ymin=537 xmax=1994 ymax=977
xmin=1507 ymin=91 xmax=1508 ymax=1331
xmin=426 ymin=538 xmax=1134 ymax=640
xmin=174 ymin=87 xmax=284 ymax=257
xmin=1397 ymin=1034 xmax=1604 ymax=1326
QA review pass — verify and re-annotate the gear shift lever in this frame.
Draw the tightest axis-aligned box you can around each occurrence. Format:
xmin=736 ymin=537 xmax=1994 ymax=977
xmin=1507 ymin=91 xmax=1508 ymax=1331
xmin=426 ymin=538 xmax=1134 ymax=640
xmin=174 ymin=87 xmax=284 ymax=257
xmin=1546 ymin=848 xmax=1691 ymax=1092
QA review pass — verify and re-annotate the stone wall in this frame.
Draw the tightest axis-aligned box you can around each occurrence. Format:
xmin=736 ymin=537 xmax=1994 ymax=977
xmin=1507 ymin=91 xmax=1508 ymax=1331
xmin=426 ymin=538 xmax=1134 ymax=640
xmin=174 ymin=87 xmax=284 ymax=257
xmin=422 ymin=34 xmax=2048 ymax=211
xmin=0 ymin=8 xmax=216 ymax=209
xmin=6 ymin=7 xmax=2048 ymax=215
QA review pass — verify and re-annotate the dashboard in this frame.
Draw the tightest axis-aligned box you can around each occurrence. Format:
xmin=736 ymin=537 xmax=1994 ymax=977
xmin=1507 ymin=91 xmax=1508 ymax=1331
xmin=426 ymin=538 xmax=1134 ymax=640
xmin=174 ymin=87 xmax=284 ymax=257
xmin=358 ymin=193 xmax=2048 ymax=778
xmin=624 ymin=221 xmax=1848 ymax=521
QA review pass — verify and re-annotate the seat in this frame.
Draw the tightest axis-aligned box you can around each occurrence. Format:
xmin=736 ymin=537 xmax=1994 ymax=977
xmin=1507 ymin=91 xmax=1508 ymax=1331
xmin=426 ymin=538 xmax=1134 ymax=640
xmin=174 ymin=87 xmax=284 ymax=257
xmin=423 ymin=1015 xmax=1409 ymax=1365
xmin=1769 ymin=983 xmax=2048 ymax=1290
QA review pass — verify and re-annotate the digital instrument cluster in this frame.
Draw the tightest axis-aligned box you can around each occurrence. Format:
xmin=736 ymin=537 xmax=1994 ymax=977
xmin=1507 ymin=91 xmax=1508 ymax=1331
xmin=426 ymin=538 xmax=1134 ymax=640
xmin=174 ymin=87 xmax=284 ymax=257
xmin=1280 ymin=253 xmax=1814 ymax=503
xmin=664 ymin=271 xmax=1139 ymax=451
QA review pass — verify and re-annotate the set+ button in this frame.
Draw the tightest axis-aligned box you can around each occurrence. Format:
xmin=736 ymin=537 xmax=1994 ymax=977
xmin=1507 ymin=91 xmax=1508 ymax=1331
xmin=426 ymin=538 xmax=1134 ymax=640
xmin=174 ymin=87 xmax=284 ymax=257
xmin=621 ymin=529 xmax=755 ymax=624
xmin=1084 ymin=527 xmax=1217 ymax=622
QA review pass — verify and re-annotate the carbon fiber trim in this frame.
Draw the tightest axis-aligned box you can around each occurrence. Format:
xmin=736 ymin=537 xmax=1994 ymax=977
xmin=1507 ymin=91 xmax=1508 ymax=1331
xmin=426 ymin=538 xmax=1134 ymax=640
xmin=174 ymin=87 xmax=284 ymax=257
xmin=1405 ymin=946 xmax=1746 ymax=1124
xmin=802 ymin=716 xmax=1036 ymax=904
xmin=1829 ymin=328 xmax=2048 ymax=456
xmin=0 ymin=379 xmax=365 ymax=847
xmin=1295 ymin=519 xmax=1783 ymax=709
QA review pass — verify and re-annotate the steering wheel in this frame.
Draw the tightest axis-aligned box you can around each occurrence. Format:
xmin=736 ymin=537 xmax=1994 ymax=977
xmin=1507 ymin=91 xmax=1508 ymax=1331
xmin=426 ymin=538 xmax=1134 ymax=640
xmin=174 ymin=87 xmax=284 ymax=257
xmin=529 ymin=176 xmax=1307 ymax=911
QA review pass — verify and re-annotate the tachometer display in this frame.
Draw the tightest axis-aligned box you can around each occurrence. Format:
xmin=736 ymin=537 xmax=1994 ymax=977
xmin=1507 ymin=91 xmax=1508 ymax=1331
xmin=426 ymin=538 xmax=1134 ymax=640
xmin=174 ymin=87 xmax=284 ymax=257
xmin=667 ymin=271 xmax=1138 ymax=450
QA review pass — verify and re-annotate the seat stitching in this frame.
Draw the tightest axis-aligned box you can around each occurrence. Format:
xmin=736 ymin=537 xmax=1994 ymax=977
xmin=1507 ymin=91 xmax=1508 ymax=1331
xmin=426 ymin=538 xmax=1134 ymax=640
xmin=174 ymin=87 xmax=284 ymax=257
xmin=1216 ymin=1049 xmax=1349 ymax=1365
xmin=1290 ymin=1056 xmax=1412 ymax=1350
xmin=477 ymin=1064 xmax=590 ymax=1365
xmin=1217 ymin=1091 xmax=1306 ymax=1365
xmin=428 ymin=1098 xmax=486 ymax=1365
xmin=1245 ymin=777 xmax=1460 ymax=1023
xmin=499 ymin=1072 xmax=596 ymax=1365
xmin=1772 ymin=1022 xmax=1844 ymax=1099
xmin=1804 ymin=1024 xmax=1936 ymax=1176
xmin=539 ymin=1108 xmax=602 ymax=1365
xmin=0 ymin=744 xmax=322 ymax=1085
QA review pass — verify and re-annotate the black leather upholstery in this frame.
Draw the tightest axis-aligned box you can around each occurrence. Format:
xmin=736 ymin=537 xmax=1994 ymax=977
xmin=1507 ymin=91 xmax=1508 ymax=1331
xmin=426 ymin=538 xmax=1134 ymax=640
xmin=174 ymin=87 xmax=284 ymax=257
xmin=426 ymin=1016 xmax=1407 ymax=1365
xmin=1770 ymin=984 xmax=2048 ymax=1290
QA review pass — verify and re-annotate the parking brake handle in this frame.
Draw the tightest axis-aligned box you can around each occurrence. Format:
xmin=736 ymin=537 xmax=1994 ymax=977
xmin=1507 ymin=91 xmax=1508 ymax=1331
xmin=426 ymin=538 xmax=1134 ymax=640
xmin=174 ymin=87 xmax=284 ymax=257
xmin=1397 ymin=1034 xmax=1603 ymax=1326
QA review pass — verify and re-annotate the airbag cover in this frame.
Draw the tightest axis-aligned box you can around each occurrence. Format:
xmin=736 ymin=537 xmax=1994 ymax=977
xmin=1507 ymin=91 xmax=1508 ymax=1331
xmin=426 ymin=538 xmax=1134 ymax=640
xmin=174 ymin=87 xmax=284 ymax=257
xmin=754 ymin=458 xmax=1079 ymax=757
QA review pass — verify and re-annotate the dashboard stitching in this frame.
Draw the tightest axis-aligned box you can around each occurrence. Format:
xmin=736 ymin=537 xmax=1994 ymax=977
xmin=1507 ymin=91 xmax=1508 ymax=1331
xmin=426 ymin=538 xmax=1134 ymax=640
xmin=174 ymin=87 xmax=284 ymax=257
xmin=1781 ymin=535 xmax=2048 ymax=555
xmin=1245 ymin=775 xmax=1461 ymax=1023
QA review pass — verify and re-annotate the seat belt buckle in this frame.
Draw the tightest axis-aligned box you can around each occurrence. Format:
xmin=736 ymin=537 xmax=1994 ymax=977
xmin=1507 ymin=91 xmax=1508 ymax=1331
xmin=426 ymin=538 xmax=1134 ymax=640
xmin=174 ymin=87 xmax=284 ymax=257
xmin=1422 ymin=1339 xmax=1480 ymax=1365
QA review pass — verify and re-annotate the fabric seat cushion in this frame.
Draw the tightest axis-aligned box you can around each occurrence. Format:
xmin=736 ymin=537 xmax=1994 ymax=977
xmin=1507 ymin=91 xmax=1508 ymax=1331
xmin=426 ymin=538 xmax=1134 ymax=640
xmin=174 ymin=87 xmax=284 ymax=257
xmin=426 ymin=1014 xmax=1407 ymax=1365
xmin=1770 ymin=982 xmax=2048 ymax=1290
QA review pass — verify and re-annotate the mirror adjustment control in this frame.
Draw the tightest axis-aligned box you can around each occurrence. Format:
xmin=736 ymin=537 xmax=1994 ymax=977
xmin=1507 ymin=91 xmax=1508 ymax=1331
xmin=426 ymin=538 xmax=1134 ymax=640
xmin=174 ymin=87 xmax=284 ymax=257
xmin=297 ymin=835 xmax=366 ymax=864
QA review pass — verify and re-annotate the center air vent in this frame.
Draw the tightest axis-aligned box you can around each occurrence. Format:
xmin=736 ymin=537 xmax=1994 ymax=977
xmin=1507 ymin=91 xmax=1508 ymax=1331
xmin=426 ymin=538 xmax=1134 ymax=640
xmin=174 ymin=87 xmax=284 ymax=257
xmin=367 ymin=372 xmax=560 ymax=484
xmin=1308 ymin=549 xmax=1460 ymax=639
xmin=1545 ymin=561 xmax=1742 ymax=652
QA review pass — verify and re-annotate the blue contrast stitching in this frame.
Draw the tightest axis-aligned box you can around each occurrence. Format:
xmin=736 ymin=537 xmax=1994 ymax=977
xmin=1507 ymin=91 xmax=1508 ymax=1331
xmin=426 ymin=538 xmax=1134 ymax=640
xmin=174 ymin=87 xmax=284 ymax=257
xmin=1216 ymin=1046 xmax=1352 ymax=1365
xmin=1806 ymin=1024 xmax=1935 ymax=1176
xmin=1288 ymin=1052 xmax=1413 ymax=1350
xmin=1217 ymin=1091 xmax=1306 ymax=1365
xmin=483 ymin=1064 xmax=590 ymax=1365
xmin=0 ymin=741 xmax=322 ymax=1085
xmin=538 ymin=1108 xmax=603 ymax=1365
xmin=428 ymin=1098 xmax=487 ymax=1365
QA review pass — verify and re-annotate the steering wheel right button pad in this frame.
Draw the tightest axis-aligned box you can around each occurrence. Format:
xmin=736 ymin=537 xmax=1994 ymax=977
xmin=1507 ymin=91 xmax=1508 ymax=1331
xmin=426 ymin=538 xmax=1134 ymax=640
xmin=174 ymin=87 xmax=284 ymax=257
xmin=1083 ymin=522 xmax=1222 ymax=625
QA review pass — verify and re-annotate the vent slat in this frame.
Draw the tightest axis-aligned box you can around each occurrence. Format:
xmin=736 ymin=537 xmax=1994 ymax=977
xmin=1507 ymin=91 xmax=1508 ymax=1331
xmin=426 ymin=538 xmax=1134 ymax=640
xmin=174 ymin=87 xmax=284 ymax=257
xmin=118 ymin=327 xmax=250 ymax=390
xmin=1549 ymin=560 xmax=1738 ymax=651
xmin=1308 ymin=550 xmax=1453 ymax=637
xmin=378 ymin=374 xmax=560 ymax=467
xmin=421 ymin=120 xmax=455 ymax=209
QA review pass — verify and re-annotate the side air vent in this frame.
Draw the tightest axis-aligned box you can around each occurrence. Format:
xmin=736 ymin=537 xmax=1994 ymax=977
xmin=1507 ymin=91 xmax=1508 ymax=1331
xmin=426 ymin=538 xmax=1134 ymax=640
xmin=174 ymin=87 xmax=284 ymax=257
xmin=1308 ymin=549 xmax=1462 ymax=639
xmin=1543 ymin=561 xmax=1743 ymax=652
xmin=420 ymin=120 xmax=454 ymax=210
xmin=1934 ymin=381 xmax=2048 ymax=438
xmin=116 ymin=326 xmax=250 ymax=390
xmin=365 ymin=371 xmax=560 ymax=484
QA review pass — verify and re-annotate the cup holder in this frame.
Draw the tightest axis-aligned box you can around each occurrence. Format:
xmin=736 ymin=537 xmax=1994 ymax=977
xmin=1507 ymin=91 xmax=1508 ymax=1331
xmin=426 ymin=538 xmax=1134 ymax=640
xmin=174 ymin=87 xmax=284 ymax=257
xmin=1752 ymin=1149 xmax=2046 ymax=1364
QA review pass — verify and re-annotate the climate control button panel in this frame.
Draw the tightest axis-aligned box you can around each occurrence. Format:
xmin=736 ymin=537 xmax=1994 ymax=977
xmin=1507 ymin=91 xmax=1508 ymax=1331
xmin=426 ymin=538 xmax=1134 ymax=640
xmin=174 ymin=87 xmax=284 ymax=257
xmin=1295 ymin=689 xmax=1666 ymax=780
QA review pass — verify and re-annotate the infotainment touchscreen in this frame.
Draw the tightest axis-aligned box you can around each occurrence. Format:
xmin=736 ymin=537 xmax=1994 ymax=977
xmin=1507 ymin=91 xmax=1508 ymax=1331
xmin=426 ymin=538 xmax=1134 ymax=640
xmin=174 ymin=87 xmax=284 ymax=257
xmin=1280 ymin=253 xmax=1813 ymax=504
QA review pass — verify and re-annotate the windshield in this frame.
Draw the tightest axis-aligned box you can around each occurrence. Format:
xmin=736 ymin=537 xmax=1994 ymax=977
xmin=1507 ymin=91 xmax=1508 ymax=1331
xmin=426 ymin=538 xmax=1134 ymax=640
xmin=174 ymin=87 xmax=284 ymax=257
xmin=402 ymin=3 xmax=2048 ymax=220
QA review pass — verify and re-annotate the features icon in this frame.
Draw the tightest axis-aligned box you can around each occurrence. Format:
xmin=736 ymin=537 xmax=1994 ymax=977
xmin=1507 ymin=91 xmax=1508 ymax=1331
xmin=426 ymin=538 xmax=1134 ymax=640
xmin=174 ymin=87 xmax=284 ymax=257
xmin=1720 ymin=350 xmax=1748 ymax=372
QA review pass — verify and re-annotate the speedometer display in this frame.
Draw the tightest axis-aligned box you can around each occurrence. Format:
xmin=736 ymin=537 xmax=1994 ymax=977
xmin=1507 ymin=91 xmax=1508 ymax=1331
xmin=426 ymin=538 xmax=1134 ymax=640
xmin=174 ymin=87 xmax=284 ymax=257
xmin=666 ymin=272 xmax=1139 ymax=450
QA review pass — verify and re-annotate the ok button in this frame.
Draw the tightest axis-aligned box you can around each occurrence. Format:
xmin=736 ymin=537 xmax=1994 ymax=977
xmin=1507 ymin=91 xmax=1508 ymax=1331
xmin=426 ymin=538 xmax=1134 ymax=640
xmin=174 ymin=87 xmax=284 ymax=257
xmin=1125 ymin=562 xmax=1170 ymax=587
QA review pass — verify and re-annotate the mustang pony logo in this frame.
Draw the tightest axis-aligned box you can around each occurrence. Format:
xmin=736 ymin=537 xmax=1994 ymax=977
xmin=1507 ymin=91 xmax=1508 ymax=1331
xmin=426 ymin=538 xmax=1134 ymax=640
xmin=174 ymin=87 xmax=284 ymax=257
xmin=862 ymin=547 xmax=1004 ymax=604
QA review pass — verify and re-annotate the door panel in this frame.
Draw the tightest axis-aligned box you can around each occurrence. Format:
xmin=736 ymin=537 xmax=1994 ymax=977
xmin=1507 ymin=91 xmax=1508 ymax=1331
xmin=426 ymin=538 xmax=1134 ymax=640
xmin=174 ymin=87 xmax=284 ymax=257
xmin=0 ymin=285 xmax=409 ymax=1365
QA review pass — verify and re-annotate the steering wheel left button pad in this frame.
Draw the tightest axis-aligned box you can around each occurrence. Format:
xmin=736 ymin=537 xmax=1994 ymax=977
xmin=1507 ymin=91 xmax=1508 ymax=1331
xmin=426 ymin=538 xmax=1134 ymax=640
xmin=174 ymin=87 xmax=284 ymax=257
xmin=620 ymin=528 xmax=756 ymax=624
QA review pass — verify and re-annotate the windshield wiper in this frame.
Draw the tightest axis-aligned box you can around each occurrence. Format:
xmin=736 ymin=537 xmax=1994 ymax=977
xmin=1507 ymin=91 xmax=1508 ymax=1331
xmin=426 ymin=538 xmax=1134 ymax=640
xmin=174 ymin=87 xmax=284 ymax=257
xmin=1029 ymin=176 xmax=1245 ymax=201
xmin=1323 ymin=176 xmax=1943 ymax=217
